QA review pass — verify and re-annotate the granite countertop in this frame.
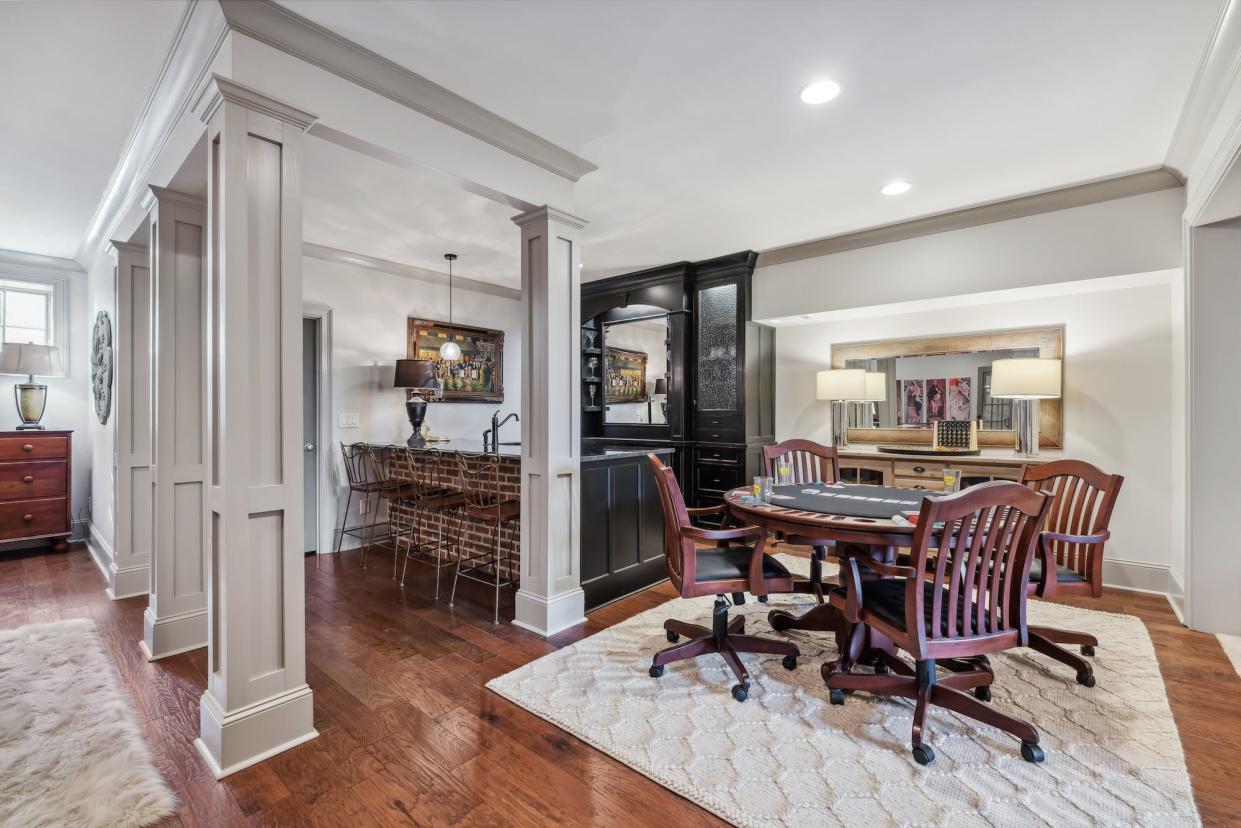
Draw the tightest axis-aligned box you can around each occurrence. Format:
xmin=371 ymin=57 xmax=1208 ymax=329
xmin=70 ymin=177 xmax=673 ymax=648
xmin=581 ymin=446 xmax=676 ymax=462
xmin=367 ymin=439 xmax=521 ymax=458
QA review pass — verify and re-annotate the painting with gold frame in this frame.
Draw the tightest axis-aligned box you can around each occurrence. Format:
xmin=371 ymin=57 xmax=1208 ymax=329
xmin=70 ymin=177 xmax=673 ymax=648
xmin=604 ymin=346 xmax=648 ymax=403
xmin=407 ymin=318 xmax=504 ymax=403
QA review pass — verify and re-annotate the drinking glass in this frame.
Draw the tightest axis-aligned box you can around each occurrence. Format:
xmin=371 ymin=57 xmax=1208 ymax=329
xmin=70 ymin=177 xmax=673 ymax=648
xmin=942 ymin=468 xmax=962 ymax=493
xmin=775 ymin=458 xmax=793 ymax=487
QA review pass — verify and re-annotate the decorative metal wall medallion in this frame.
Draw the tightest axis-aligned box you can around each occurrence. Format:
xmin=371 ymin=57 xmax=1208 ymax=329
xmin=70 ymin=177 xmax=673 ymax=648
xmin=91 ymin=311 xmax=113 ymax=425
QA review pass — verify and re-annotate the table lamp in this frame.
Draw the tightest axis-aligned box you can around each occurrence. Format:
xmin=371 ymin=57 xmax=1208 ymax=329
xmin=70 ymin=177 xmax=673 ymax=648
xmin=653 ymin=377 xmax=669 ymax=422
xmin=0 ymin=343 xmax=61 ymax=430
xmin=990 ymin=357 xmax=1061 ymax=456
xmin=816 ymin=368 xmax=867 ymax=447
xmin=853 ymin=371 xmax=887 ymax=429
xmin=394 ymin=359 xmax=442 ymax=447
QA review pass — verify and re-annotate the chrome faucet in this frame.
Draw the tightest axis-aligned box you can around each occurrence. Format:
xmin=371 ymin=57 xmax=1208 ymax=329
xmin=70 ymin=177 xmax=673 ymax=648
xmin=483 ymin=410 xmax=519 ymax=452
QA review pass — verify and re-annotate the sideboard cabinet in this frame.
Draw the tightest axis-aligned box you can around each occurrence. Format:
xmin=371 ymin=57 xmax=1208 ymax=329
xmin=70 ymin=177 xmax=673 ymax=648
xmin=0 ymin=430 xmax=72 ymax=551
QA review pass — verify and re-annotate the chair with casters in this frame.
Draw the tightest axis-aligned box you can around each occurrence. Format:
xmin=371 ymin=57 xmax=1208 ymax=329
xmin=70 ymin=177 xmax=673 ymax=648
xmin=762 ymin=439 xmax=841 ymax=603
xmin=823 ymin=480 xmax=1052 ymax=765
xmin=1019 ymin=459 xmax=1124 ymax=687
xmin=646 ymin=453 xmax=800 ymax=702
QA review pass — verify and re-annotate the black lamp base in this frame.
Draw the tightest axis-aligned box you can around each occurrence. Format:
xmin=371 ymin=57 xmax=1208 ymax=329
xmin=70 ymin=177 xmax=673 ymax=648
xmin=405 ymin=395 xmax=428 ymax=447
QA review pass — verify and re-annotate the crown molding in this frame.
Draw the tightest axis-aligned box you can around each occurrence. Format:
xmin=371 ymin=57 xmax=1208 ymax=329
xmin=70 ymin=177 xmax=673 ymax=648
xmin=512 ymin=205 xmax=590 ymax=231
xmin=195 ymin=74 xmax=318 ymax=130
xmin=756 ymin=166 xmax=1183 ymax=269
xmin=217 ymin=0 xmax=597 ymax=183
xmin=1166 ymin=0 xmax=1241 ymax=178
xmin=0 ymin=248 xmax=84 ymax=277
xmin=302 ymin=242 xmax=521 ymax=300
xmin=107 ymin=240 xmax=149 ymax=258
xmin=75 ymin=1 xmax=229 ymax=266
xmin=147 ymin=185 xmax=206 ymax=211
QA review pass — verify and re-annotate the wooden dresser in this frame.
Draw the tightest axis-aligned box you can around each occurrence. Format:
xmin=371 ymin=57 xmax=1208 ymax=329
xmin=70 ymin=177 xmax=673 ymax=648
xmin=0 ymin=430 xmax=72 ymax=551
xmin=836 ymin=446 xmax=1053 ymax=492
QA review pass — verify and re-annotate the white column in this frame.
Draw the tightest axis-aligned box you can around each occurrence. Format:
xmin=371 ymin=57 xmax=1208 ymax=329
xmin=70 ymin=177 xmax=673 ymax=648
xmin=512 ymin=206 xmax=588 ymax=637
xmin=141 ymin=187 xmax=208 ymax=660
xmin=109 ymin=240 xmax=153 ymax=600
xmin=194 ymin=75 xmax=318 ymax=777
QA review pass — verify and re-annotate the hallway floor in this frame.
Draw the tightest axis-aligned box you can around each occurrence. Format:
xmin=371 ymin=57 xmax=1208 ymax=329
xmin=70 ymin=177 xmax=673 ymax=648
xmin=1 ymin=544 xmax=1237 ymax=825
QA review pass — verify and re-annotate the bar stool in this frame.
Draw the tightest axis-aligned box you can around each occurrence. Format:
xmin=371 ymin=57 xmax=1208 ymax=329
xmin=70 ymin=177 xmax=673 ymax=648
xmin=449 ymin=452 xmax=519 ymax=624
xmin=397 ymin=448 xmax=467 ymax=597
xmin=358 ymin=445 xmax=416 ymax=573
xmin=334 ymin=442 xmax=388 ymax=558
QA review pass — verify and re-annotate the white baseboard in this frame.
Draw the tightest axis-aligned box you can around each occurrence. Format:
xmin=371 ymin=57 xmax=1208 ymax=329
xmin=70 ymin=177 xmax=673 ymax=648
xmin=143 ymin=606 xmax=207 ymax=660
xmin=1102 ymin=557 xmax=1172 ymax=596
xmin=195 ymin=684 xmax=317 ymax=779
xmin=1166 ymin=567 xmax=1187 ymax=624
xmin=513 ymin=588 xmax=587 ymax=638
xmin=109 ymin=563 xmax=150 ymax=600
xmin=86 ymin=522 xmax=114 ymax=584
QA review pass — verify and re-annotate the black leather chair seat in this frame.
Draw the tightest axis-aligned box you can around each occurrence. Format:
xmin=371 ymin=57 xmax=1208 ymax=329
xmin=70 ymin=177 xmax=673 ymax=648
xmin=833 ymin=579 xmax=987 ymax=636
xmin=1028 ymin=557 xmax=1086 ymax=584
xmin=695 ymin=546 xmax=790 ymax=583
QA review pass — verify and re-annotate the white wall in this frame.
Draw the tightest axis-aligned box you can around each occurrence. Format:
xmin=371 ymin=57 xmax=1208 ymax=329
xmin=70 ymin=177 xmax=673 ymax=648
xmin=774 ymin=271 xmax=1178 ymax=593
xmin=84 ymin=245 xmax=117 ymax=559
xmin=302 ymin=254 xmax=522 ymax=550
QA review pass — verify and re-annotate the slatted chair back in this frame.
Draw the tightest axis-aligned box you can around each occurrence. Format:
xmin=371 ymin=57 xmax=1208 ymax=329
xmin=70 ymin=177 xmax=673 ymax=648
xmin=904 ymin=481 xmax=1049 ymax=653
xmin=762 ymin=439 xmax=840 ymax=485
xmin=340 ymin=442 xmax=373 ymax=489
xmin=1019 ymin=460 xmax=1123 ymax=594
xmin=647 ymin=453 xmax=694 ymax=593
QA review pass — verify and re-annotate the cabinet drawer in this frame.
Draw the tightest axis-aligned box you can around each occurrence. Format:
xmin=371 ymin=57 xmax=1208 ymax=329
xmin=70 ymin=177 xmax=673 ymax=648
xmin=0 ymin=461 xmax=67 ymax=500
xmin=0 ymin=436 xmax=68 ymax=461
xmin=894 ymin=476 xmax=945 ymax=492
xmin=695 ymin=446 xmax=743 ymax=466
xmin=0 ymin=497 xmax=68 ymax=540
xmin=894 ymin=460 xmax=945 ymax=479
xmin=695 ymin=463 xmax=744 ymax=494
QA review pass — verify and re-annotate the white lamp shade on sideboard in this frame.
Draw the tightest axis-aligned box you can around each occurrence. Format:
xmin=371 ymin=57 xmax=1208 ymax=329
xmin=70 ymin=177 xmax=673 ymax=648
xmin=816 ymin=368 xmax=867 ymax=401
xmin=990 ymin=357 xmax=1062 ymax=399
xmin=862 ymin=371 xmax=887 ymax=402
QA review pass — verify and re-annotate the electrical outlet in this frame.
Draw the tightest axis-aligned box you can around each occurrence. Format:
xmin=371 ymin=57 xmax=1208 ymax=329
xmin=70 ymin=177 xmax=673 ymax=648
xmin=358 ymin=499 xmax=367 ymax=515
xmin=339 ymin=413 xmax=361 ymax=428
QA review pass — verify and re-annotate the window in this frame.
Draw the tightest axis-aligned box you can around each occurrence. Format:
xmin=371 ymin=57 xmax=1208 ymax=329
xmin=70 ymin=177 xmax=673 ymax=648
xmin=0 ymin=279 xmax=54 ymax=348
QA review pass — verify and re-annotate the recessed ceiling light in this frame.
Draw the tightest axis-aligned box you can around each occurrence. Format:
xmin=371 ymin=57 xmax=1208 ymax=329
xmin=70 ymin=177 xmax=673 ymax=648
xmin=880 ymin=180 xmax=912 ymax=196
xmin=799 ymin=80 xmax=841 ymax=105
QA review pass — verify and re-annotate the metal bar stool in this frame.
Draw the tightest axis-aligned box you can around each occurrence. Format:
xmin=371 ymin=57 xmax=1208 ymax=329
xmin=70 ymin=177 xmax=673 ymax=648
xmin=358 ymin=445 xmax=415 ymax=572
xmin=449 ymin=451 xmax=519 ymax=624
xmin=398 ymin=447 xmax=467 ymax=597
xmin=334 ymin=442 xmax=388 ymax=558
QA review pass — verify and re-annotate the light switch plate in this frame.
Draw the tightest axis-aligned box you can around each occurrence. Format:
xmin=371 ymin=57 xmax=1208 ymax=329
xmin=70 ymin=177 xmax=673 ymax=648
xmin=339 ymin=413 xmax=361 ymax=428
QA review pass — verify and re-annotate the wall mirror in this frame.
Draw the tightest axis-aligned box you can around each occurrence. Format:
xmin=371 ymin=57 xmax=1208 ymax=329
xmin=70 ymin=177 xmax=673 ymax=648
xmin=601 ymin=315 xmax=671 ymax=425
xmin=831 ymin=327 xmax=1063 ymax=448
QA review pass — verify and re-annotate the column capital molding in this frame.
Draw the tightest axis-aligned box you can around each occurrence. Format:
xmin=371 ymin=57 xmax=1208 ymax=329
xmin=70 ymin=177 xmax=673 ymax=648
xmin=146 ymin=185 xmax=205 ymax=213
xmin=195 ymin=74 xmax=318 ymax=131
xmin=512 ymin=205 xmax=589 ymax=231
xmin=107 ymin=240 xmax=148 ymax=258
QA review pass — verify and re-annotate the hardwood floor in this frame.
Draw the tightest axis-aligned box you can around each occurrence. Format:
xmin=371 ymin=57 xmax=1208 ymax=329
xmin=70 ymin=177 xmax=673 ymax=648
xmin=2 ymin=542 xmax=1239 ymax=826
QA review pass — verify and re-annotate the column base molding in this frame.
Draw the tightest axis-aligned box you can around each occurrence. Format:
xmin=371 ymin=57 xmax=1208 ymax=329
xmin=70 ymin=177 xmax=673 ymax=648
xmin=107 ymin=562 xmax=150 ymax=600
xmin=142 ymin=606 xmax=207 ymax=660
xmin=513 ymin=588 xmax=587 ymax=638
xmin=194 ymin=684 xmax=317 ymax=779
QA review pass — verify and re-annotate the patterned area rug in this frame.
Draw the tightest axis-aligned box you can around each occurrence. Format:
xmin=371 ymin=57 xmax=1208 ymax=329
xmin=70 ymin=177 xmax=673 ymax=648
xmin=1218 ymin=634 xmax=1241 ymax=679
xmin=0 ymin=618 xmax=176 ymax=827
xmin=488 ymin=555 xmax=1199 ymax=827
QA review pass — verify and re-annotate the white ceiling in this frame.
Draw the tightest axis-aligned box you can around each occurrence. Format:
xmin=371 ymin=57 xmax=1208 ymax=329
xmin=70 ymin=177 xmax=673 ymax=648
xmin=278 ymin=0 xmax=1220 ymax=279
xmin=0 ymin=0 xmax=187 ymax=260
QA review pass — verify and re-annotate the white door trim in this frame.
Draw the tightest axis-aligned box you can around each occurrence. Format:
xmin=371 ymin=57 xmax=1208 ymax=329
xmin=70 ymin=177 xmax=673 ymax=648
xmin=302 ymin=303 xmax=333 ymax=556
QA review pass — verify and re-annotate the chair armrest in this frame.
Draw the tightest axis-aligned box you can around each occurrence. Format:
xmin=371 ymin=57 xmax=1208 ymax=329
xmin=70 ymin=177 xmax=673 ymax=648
xmin=682 ymin=524 xmax=763 ymax=543
xmin=839 ymin=557 xmax=864 ymax=622
xmin=686 ymin=504 xmax=725 ymax=517
xmin=862 ymin=559 xmax=918 ymax=579
xmin=1043 ymin=529 xmax=1110 ymax=546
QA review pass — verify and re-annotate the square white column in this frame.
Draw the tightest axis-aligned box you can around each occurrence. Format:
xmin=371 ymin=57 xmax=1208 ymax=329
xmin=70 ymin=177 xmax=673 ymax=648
xmin=512 ymin=206 xmax=588 ymax=637
xmin=194 ymin=75 xmax=318 ymax=778
xmin=141 ymin=186 xmax=208 ymax=661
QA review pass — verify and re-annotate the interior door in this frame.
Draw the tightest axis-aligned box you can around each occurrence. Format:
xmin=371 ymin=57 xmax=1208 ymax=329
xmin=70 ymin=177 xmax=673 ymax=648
xmin=302 ymin=317 xmax=319 ymax=554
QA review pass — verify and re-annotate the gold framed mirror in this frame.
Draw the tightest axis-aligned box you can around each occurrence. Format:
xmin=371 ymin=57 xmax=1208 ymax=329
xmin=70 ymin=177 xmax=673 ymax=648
xmin=830 ymin=326 xmax=1063 ymax=448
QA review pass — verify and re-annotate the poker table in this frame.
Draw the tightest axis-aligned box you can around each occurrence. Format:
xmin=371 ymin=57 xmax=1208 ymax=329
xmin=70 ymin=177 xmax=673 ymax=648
xmin=724 ymin=482 xmax=947 ymax=636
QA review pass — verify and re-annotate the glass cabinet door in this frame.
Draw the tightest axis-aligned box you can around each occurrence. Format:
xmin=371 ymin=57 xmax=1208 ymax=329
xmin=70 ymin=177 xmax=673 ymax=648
xmin=695 ymin=281 xmax=739 ymax=413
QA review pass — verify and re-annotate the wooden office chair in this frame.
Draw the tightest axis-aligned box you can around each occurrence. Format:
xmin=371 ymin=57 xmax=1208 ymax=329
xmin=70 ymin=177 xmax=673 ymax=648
xmin=762 ymin=439 xmax=840 ymax=601
xmin=646 ymin=454 xmax=800 ymax=702
xmin=1020 ymin=459 xmax=1124 ymax=687
xmin=824 ymin=480 xmax=1051 ymax=765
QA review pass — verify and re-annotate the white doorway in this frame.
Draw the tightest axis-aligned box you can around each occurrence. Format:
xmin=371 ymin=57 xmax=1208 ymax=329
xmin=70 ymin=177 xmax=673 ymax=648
xmin=302 ymin=304 xmax=333 ymax=556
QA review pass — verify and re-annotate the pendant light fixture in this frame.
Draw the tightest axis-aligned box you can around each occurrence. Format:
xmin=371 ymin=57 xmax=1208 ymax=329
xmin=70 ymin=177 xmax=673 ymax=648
xmin=439 ymin=253 xmax=462 ymax=361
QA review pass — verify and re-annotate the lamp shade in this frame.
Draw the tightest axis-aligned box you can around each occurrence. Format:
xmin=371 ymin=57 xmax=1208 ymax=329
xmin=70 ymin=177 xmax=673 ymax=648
xmin=393 ymin=359 xmax=438 ymax=389
xmin=653 ymin=377 xmax=668 ymax=395
xmin=990 ymin=358 xmax=1061 ymax=399
xmin=862 ymin=371 xmax=887 ymax=402
xmin=0 ymin=343 xmax=61 ymax=378
xmin=816 ymin=368 xmax=867 ymax=401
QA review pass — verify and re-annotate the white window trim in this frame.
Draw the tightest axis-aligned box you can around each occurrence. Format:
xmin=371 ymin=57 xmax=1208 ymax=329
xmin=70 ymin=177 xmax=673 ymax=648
xmin=0 ymin=267 xmax=70 ymax=379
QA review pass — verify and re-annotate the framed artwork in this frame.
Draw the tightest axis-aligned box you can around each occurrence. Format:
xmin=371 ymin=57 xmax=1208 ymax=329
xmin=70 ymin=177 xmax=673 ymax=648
xmin=899 ymin=379 xmax=925 ymax=425
xmin=925 ymin=378 xmax=946 ymax=422
xmin=605 ymin=346 xmax=648 ymax=403
xmin=406 ymin=318 xmax=504 ymax=403
xmin=946 ymin=377 xmax=971 ymax=421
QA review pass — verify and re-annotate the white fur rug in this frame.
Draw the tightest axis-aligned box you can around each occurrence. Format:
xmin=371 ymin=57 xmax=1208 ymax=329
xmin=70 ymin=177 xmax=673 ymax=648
xmin=489 ymin=554 xmax=1199 ymax=827
xmin=0 ymin=618 xmax=176 ymax=827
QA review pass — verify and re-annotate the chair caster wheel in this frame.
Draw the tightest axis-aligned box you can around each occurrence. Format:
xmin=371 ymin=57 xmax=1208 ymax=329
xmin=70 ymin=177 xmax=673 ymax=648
xmin=1020 ymin=741 xmax=1045 ymax=763
xmin=782 ymin=655 xmax=798 ymax=671
xmin=758 ymin=595 xmax=769 ymax=603
xmin=974 ymin=686 xmax=992 ymax=702
xmin=873 ymin=662 xmax=889 ymax=675
xmin=666 ymin=630 xmax=679 ymax=643
xmin=731 ymin=684 xmax=749 ymax=702
xmin=649 ymin=665 xmax=664 ymax=678
xmin=912 ymin=744 xmax=935 ymax=765
xmin=1077 ymin=672 xmax=1096 ymax=688
xmin=829 ymin=688 xmax=845 ymax=706
xmin=1081 ymin=645 xmax=1095 ymax=657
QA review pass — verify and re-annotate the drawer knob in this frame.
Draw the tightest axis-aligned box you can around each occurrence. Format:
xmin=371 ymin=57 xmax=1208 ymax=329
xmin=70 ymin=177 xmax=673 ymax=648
xmin=913 ymin=485 xmax=925 ymax=491
xmin=913 ymin=466 xmax=926 ymax=473
xmin=22 ymin=514 xmax=33 ymax=522
xmin=22 ymin=444 xmax=33 ymax=452
xmin=22 ymin=476 xmax=32 ymax=483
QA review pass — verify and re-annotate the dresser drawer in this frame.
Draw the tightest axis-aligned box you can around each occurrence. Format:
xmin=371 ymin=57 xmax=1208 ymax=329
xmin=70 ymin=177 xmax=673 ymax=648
xmin=694 ymin=446 xmax=744 ymax=466
xmin=0 ymin=436 xmax=68 ymax=461
xmin=893 ymin=460 xmax=945 ymax=479
xmin=0 ymin=461 xmax=67 ymax=500
xmin=894 ymin=476 xmax=945 ymax=492
xmin=695 ymin=463 xmax=744 ymax=495
xmin=0 ymin=497 xmax=68 ymax=540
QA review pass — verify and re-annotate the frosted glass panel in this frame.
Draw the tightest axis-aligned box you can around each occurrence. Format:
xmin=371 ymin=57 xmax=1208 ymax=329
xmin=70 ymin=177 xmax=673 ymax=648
xmin=697 ymin=283 xmax=737 ymax=411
